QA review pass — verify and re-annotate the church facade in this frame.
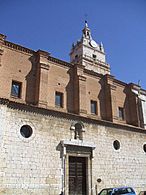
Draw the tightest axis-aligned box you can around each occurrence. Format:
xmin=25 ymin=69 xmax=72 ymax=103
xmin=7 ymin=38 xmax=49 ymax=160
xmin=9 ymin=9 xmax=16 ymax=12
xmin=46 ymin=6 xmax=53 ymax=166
xmin=0 ymin=22 xmax=146 ymax=195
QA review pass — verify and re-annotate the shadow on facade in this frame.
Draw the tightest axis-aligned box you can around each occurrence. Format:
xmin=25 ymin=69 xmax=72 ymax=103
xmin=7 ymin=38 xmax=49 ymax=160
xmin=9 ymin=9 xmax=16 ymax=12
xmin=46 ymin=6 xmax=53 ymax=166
xmin=25 ymin=55 xmax=38 ymax=105
xmin=66 ymin=68 xmax=74 ymax=113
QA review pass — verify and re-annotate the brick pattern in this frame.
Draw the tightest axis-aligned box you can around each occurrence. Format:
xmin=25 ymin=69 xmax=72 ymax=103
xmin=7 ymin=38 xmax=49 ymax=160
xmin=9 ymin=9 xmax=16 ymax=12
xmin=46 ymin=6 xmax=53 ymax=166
xmin=0 ymin=41 xmax=145 ymax=128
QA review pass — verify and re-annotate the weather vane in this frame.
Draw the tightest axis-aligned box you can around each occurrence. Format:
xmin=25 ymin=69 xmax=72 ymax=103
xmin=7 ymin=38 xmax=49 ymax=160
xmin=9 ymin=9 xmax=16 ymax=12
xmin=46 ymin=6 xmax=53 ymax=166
xmin=138 ymin=80 xmax=141 ymax=96
xmin=84 ymin=13 xmax=88 ymax=23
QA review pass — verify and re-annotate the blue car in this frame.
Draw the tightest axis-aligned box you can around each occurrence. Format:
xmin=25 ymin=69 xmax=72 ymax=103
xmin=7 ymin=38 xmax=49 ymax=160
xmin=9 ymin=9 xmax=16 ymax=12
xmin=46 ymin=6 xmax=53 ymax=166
xmin=98 ymin=187 xmax=136 ymax=195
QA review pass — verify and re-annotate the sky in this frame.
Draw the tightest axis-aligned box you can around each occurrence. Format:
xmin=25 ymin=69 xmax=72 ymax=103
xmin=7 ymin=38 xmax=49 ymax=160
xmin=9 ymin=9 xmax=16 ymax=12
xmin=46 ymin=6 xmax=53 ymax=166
xmin=0 ymin=0 xmax=146 ymax=88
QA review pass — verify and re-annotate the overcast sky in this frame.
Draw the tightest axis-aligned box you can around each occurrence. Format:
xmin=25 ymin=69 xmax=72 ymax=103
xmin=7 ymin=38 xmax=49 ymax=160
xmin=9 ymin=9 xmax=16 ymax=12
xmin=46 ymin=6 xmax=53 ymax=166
xmin=1 ymin=0 xmax=146 ymax=88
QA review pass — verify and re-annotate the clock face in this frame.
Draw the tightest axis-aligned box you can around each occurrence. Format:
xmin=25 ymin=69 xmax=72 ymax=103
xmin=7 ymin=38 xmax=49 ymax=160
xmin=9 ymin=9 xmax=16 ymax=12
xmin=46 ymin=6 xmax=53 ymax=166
xmin=90 ymin=40 xmax=97 ymax=48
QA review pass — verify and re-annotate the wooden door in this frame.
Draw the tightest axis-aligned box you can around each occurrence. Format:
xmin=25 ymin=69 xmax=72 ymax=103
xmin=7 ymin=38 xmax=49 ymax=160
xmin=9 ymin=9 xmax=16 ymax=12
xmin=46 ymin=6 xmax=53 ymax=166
xmin=69 ymin=156 xmax=86 ymax=195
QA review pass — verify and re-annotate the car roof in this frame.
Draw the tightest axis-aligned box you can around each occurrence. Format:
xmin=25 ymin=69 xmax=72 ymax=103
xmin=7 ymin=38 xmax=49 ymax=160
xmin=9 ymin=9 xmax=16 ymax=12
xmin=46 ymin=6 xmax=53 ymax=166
xmin=101 ymin=187 xmax=134 ymax=191
xmin=113 ymin=187 xmax=133 ymax=190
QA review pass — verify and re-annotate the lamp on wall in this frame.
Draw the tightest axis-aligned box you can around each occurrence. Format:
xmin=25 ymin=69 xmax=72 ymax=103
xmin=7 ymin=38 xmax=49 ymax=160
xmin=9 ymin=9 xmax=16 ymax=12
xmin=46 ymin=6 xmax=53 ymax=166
xmin=97 ymin=178 xmax=102 ymax=183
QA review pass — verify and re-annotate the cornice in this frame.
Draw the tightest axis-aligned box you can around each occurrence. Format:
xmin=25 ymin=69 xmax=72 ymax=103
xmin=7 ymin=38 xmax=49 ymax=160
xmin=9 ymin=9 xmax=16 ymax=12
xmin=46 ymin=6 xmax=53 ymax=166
xmin=0 ymin=97 xmax=146 ymax=135
xmin=84 ymin=69 xmax=103 ymax=78
xmin=0 ymin=33 xmax=6 ymax=42
xmin=129 ymin=83 xmax=146 ymax=95
xmin=48 ymin=56 xmax=73 ymax=68
xmin=0 ymin=98 xmax=9 ymax=105
xmin=37 ymin=49 xmax=50 ymax=58
xmin=114 ymin=78 xmax=127 ymax=87
xmin=4 ymin=41 xmax=34 ymax=55
xmin=140 ymin=89 xmax=146 ymax=95
xmin=3 ymin=40 xmax=73 ymax=69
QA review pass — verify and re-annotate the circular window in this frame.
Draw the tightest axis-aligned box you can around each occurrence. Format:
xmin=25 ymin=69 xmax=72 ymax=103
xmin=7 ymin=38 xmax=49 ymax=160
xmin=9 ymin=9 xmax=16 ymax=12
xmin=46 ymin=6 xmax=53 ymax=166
xmin=113 ymin=140 xmax=120 ymax=150
xmin=143 ymin=144 xmax=146 ymax=153
xmin=20 ymin=125 xmax=33 ymax=138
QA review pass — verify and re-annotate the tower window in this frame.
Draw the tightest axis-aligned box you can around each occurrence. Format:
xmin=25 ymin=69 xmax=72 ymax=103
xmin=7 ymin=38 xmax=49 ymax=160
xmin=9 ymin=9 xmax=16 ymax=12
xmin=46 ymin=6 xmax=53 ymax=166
xmin=55 ymin=92 xmax=63 ymax=107
xmin=91 ymin=100 xmax=97 ymax=114
xmin=118 ymin=107 xmax=124 ymax=120
xmin=11 ymin=80 xmax=22 ymax=98
xmin=75 ymin=54 xmax=78 ymax=62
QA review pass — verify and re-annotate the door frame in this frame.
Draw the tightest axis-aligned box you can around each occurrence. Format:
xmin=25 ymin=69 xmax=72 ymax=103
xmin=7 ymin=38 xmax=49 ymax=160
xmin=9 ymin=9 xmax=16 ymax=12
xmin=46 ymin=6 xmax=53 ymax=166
xmin=60 ymin=140 xmax=96 ymax=195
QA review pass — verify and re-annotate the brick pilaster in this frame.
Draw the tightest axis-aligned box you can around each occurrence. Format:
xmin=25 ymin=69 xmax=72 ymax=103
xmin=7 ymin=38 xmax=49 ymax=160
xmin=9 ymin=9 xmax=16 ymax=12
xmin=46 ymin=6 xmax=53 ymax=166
xmin=104 ymin=74 xmax=117 ymax=122
xmin=35 ymin=50 xmax=50 ymax=108
xmin=74 ymin=64 xmax=87 ymax=115
xmin=0 ymin=34 xmax=6 ymax=67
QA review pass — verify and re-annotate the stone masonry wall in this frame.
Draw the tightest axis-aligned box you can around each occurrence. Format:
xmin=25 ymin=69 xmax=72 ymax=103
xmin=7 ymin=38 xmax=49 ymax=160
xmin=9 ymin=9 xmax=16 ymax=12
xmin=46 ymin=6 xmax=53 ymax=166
xmin=0 ymin=104 xmax=146 ymax=195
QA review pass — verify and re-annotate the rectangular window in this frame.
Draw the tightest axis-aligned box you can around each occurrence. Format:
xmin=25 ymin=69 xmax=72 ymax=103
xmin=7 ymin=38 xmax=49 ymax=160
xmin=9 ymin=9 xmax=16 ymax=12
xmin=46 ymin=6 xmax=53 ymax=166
xmin=118 ymin=107 xmax=124 ymax=120
xmin=55 ymin=92 xmax=63 ymax=107
xmin=91 ymin=100 xmax=97 ymax=114
xmin=11 ymin=81 xmax=22 ymax=98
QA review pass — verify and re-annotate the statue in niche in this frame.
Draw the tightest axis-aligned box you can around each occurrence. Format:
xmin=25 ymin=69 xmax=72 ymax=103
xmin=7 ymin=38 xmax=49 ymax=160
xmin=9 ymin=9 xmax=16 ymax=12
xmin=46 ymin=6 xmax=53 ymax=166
xmin=74 ymin=123 xmax=83 ymax=140
xmin=70 ymin=122 xmax=85 ymax=140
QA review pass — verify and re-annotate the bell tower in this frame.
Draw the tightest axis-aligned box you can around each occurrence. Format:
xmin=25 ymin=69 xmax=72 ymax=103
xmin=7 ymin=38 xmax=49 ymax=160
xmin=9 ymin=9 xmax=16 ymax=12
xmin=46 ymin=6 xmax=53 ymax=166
xmin=70 ymin=21 xmax=110 ymax=75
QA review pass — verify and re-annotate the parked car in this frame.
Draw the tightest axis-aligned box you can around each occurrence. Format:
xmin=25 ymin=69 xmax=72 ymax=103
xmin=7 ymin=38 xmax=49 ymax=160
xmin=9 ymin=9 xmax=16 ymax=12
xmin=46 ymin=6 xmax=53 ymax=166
xmin=139 ymin=191 xmax=146 ymax=195
xmin=98 ymin=187 xmax=136 ymax=195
